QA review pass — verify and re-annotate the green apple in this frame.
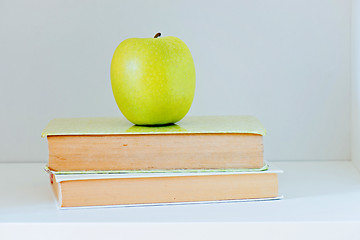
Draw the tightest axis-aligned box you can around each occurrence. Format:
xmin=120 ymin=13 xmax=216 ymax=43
xmin=110 ymin=33 xmax=196 ymax=125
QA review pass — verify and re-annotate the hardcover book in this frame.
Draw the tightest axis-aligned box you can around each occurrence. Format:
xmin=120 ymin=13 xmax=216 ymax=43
xmin=42 ymin=116 xmax=266 ymax=171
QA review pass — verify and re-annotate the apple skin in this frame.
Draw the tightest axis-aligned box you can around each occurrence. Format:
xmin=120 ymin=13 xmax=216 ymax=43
xmin=110 ymin=35 xmax=195 ymax=125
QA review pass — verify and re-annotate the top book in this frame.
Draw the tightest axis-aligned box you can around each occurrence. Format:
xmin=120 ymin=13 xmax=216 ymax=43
xmin=42 ymin=116 xmax=266 ymax=171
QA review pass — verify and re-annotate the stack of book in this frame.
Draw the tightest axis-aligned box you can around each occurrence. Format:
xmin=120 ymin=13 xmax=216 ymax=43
xmin=42 ymin=116 xmax=282 ymax=208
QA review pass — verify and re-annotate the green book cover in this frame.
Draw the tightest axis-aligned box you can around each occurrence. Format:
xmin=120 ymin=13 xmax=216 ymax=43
xmin=41 ymin=115 xmax=266 ymax=137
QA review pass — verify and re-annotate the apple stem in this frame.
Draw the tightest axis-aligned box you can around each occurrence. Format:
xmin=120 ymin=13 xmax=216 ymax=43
xmin=154 ymin=32 xmax=161 ymax=38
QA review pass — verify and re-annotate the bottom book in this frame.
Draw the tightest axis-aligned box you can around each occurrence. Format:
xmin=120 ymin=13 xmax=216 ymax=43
xmin=45 ymin=166 xmax=282 ymax=208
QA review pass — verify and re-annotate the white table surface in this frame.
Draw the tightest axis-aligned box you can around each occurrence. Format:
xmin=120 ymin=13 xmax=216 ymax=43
xmin=1 ymin=160 xmax=360 ymax=223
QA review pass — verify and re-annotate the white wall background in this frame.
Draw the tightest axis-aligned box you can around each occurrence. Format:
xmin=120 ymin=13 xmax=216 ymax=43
xmin=352 ymin=0 xmax=360 ymax=169
xmin=0 ymin=0 xmax=351 ymax=163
